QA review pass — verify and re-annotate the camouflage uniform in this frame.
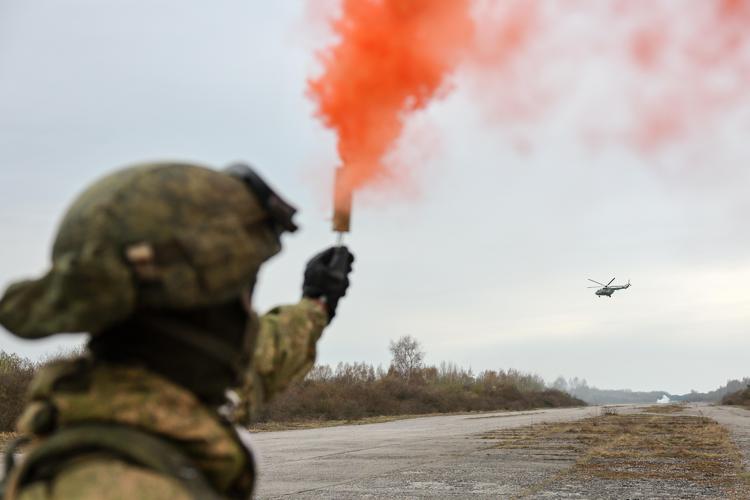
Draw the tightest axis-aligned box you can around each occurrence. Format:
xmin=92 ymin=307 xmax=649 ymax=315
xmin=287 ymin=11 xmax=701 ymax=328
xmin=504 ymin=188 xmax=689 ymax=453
xmin=244 ymin=299 xmax=328 ymax=417
xmin=0 ymin=163 xmax=351 ymax=499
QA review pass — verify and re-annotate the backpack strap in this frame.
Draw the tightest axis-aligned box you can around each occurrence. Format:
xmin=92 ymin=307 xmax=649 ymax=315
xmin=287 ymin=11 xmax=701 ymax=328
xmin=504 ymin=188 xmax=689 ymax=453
xmin=3 ymin=424 xmax=220 ymax=500
xmin=0 ymin=435 xmax=31 ymax=499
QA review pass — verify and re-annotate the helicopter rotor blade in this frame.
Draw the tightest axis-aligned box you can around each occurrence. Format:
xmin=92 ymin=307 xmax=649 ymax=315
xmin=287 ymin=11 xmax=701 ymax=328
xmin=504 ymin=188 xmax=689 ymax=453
xmin=607 ymin=277 xmax=616 ymax=287
xmin=587 ymin=279 xmax=605 ymax=286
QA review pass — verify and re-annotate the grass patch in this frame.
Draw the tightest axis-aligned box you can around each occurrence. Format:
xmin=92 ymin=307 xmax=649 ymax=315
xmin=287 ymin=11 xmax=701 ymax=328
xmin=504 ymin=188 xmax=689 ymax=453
xmin=484 ymin=413 xmax=747 ymax=492
xmin=640 ymin=403 xmax=686 ymax=414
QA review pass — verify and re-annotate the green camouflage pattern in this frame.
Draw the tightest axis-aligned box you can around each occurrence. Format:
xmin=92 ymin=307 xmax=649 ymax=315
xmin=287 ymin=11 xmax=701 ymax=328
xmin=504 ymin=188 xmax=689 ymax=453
xmin=4 ymin=298 xmax=329 ymax=497
xmin=15 ymin=458 xmax=193 ymax=500
xmin=239 ymin=298 xmax=328 ymax=419
xmin=0 ymin=246 xmax=134 ymax=338
xmin=0 ymin=162 xmax=281 ymax=338
xmin=7 ymin=356 xmax=251 ymax=498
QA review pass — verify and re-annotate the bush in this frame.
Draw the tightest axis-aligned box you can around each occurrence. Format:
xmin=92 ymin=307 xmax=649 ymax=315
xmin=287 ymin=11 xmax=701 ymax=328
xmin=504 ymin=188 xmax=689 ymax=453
xmin=0 ymin=352 xmax=36 ymax=432
xmin=250 ymin=362 xmax=585 ymax=424
xmin=721 ymin=386 xmax=750 ymax=407
xmin=0 ymin=348 xmax=84 ymax=432
xmin=0 ymin=349 xmax=588 ymax=430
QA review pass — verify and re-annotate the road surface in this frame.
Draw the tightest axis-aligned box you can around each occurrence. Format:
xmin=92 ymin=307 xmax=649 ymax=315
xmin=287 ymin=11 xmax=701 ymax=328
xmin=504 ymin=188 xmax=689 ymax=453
xmin=690 ymin=404 xmax=750 ymax=471
xmin=250 ymin=406 xmax=602 ymax=498
xmin=250 ymin=404 xmax=750 ymax=499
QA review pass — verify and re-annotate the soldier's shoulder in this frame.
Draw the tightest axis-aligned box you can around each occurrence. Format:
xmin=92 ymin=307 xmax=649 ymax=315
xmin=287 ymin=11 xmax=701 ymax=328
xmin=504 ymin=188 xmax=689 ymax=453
xmin=16 ymin=457 xmax=194 ymax=500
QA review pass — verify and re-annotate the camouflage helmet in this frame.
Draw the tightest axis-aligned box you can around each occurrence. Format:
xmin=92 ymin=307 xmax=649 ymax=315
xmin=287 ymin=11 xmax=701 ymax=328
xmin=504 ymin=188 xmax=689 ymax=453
xmin=0 ymin=162 xmax=294 ymax=338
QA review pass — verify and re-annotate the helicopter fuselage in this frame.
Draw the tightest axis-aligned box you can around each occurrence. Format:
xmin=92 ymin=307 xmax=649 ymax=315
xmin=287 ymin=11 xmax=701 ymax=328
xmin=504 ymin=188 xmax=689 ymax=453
xmin=589 ymin=278 xmax=631 ymax=297
xmin=595 ymin=284 xmax=630 ymax=297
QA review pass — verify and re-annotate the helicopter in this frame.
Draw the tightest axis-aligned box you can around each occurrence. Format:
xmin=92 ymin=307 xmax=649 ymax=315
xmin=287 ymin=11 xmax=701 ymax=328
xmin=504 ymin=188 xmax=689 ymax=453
xmin=588 ymin=278 xmax=631 ymax=297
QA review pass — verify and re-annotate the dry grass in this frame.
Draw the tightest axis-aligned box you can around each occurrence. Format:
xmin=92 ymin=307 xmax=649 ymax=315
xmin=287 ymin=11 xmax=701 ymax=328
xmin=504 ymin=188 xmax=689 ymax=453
xmin=640 ymin=403 xmax=687 ymax=414
xmin=577 ymin=415 xmax=740 ymax=482
xmin=248 ymin=363 xmax=583 ymax=425
xmin=600 ymin=406 xmax=618 ymax=416
xmin=0 ymin=432 xmax=17 ymax=452
xmin=723 ymin=388 xmax=750 ymax=409
xmin=0 ymin=353 xmax=36 ymax=432
xmin=249 ymin=414 xmax=419 ymax=432
xmin=483 ymin=413 xmax=748 ymax=494
xmin=249 ymin=410 xmax=533 ymax=431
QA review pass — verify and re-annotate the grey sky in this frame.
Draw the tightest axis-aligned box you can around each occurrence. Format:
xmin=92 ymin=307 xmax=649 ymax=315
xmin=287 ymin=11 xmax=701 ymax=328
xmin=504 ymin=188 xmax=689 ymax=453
xmin=1 ymin=1 xmax=748 ymax=394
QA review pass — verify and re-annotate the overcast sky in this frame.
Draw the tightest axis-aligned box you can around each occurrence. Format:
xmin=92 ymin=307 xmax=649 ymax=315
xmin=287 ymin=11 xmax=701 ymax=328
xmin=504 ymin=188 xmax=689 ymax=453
xmin=1 ymin=1 xmax=748 ymax=394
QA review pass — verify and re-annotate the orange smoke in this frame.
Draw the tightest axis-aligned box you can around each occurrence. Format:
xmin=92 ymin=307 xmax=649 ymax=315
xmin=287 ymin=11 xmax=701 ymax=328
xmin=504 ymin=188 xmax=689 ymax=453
xmin=464 ymin=0 xmax=750 ymax=154
xmin=308 ymin=0 xmax=473 ymax=206
xmin=309 ymin=0 xmax=750 ymax=206
xmin=615 ymin=0 xmax=750 ymax=151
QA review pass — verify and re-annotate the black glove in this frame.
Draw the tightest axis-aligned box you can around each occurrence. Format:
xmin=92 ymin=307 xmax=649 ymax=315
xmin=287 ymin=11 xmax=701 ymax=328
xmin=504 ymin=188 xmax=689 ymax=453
xmin=302 ymin=246 xmax=354 ymax=322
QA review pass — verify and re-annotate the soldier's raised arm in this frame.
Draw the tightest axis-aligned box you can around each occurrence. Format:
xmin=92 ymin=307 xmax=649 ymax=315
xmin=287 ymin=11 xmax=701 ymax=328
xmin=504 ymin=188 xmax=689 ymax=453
xmin=241 ymin=246 xmax=355 ymax=417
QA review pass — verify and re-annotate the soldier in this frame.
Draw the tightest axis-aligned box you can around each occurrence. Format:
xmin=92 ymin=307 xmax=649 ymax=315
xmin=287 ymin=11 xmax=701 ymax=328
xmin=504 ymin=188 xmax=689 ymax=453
xmin=0 ymin=162 xmax=354 ymax=499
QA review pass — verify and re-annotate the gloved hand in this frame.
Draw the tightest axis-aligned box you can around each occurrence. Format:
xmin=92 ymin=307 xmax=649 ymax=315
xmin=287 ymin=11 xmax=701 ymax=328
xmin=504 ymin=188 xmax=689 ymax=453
xmin=302 ymin=246 xmax=354 ymax=322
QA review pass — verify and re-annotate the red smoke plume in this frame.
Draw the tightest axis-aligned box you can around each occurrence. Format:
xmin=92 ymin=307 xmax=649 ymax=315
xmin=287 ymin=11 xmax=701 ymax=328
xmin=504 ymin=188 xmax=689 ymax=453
xmin=309 ymin=0 xmax=750 ymax=202
xmin=308 ymin=0 xmax=473 ymax=205
xmin=469 ymin=0 xmax=750 ymax=153
xmin=622 ymin=0 xmax=750 ymax=151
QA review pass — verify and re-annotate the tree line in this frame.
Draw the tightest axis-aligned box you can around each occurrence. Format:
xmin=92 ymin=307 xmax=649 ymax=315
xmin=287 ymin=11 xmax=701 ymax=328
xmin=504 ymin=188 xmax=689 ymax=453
xmin=249 ymin=335 xmax=583 ymax=424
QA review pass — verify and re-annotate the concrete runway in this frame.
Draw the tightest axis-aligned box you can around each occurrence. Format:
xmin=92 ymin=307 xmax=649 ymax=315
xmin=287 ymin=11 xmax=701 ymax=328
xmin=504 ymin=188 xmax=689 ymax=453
xmin=689 ymin=404 xmax=750 ymax=471
xmin=4 ymin=404 xmax=747 ymax=497
xmin=251 ymin=404 xmax=750 ymax=498
xmin=250 ymin=406 xmax=604 ymax=498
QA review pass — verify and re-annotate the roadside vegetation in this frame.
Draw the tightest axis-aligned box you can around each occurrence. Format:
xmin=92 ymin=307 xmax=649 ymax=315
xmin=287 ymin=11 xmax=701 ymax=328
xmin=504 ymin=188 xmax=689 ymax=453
xmin=484 ymin=411 xmax=750 ymax=496
xmin=641 ymin=403 xmax=686 ymax=414
xmin=4 ymin=338 xmax=749 ymax=434
xmin=721 ymin=386 xmax=750 ymax=408
xmin=0 ymin=352 xmax=36 ymax=433
xmin=1 ymin=339 xmax=583 ymax=432
xmin=252 ymin=362 xmax=583 ymax=425
xmin=249 ymin=336 xmax=584 ymax=425
xmin=0 ymin=348 xmax=84 ymax=436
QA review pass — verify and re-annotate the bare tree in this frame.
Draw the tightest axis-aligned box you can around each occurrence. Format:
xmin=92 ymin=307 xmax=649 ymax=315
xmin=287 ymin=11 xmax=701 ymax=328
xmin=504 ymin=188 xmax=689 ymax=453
xmin=389 ymin=335 xmax=425 ymax=381
xmin=552 ymin=376 xmax=569 ymax=392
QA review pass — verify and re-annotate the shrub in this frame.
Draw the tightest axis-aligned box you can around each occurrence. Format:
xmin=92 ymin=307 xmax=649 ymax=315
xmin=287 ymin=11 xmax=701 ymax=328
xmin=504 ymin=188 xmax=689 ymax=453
xmin=721 ymin=386 xmax=750 ymax=407
xmin=0 ymin=352 xmax=36 ymax=432
xmin=0 ymin=348 xmax=84 ymax=432
xmin=249 ymin=362 xmax=585 ymax=424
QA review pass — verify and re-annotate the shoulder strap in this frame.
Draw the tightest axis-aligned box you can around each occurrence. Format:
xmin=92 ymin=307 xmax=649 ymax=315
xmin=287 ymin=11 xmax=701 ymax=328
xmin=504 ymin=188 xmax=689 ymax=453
xmin=0 ymin=436 xmax=30 ymax=500
xmin=3 ymin=424 xmax=220 ymax=500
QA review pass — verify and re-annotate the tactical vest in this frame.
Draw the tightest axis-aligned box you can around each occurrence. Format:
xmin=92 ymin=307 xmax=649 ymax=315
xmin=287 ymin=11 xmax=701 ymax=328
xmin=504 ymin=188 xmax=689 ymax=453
xmin=1 ymin=423 xmax=229 ymax=499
